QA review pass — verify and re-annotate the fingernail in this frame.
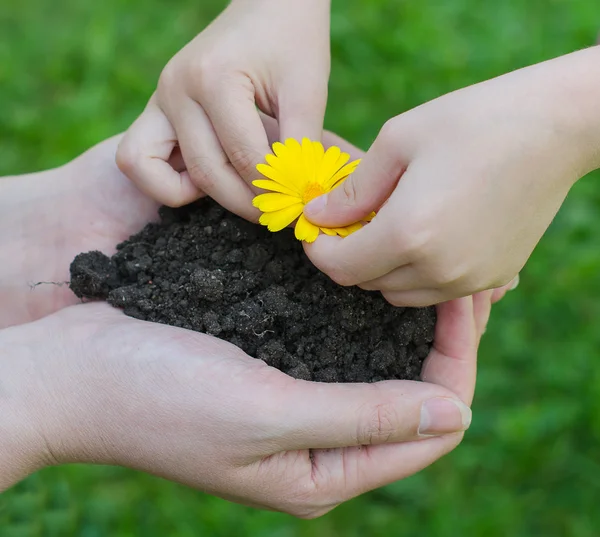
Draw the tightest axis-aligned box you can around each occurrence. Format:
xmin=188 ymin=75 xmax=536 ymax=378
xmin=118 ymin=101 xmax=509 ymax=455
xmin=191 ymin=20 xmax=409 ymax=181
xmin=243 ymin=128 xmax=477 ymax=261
xmin=305 ymin=194 xmax=327 ymax=216
xmin=419 ymin=398 xmax=472 ymax=436
xmin=509 ymin=274 xmax=520 ymax=291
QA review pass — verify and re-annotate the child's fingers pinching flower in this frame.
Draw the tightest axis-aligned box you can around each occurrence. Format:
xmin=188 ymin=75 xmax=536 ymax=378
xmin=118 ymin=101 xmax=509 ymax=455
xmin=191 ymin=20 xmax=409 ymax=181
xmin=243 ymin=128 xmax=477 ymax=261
xmin=252 ymin=138 xmax=374 ymax=243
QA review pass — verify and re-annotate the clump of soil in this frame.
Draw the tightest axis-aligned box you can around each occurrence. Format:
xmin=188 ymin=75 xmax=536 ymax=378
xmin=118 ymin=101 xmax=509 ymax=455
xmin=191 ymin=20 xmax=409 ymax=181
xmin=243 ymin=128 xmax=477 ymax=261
xmin=70 ymin=200 xmax=436 ymax=383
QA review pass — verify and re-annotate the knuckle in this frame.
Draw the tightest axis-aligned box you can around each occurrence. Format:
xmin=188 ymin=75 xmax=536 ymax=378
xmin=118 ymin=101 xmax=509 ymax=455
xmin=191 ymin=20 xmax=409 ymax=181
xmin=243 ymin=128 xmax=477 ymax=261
xmin=390 ymin=219 xmax=430 ymax=258
xmin=157 ymin=60 xmax=179 ymax=97
xmin=430 ymin=262 xmax=465 ymax=287
xmin=229 ymin=146 xmax=257 ymax=179
xmin=191 ymin=54 xmax=230 ymax=95
xmin=357 ymin=402 xmax=399 ymax=445
xmin=187 ymin=156 xmax=220 ymax=192
xmin=115 ymin=139 xmax=139 ymax=178
xmin=378 ymin=118 xmax=404 ymax=152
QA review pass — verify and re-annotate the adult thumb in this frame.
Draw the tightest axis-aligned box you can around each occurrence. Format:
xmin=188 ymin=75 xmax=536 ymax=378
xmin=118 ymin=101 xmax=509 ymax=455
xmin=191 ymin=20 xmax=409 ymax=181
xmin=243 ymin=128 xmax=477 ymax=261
xmin=304 ymin=123 xmax=409 ymax=227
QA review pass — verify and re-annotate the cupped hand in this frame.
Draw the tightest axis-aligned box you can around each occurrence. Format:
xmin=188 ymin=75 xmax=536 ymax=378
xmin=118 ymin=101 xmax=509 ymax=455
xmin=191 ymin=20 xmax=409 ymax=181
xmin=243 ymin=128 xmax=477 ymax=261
xmin=116 ymin=0 xmax=331 ymax=220
xmin=1 ymin=285 xmax=505 ymax=517
xmin=304 ymin=48 xmax=600 ymax=306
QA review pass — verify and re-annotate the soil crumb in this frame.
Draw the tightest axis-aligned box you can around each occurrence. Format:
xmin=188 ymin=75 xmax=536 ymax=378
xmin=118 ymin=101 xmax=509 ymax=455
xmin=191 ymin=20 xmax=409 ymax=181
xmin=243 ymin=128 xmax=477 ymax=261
xmin=70 ymin=200 xmax=436 ymax=383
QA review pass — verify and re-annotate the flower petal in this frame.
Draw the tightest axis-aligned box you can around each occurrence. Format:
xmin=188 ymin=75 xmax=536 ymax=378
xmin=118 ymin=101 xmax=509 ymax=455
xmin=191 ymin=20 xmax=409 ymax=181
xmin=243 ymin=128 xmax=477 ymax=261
xmin=259 ymin=203 xmax=303 ymax=232
xmin=327 ymin=159 xmax=361 ymax=189
xmin=256 ymin=163 xmax=301 ymax=192
xmin=252 ymin=179 xmax=299 ymax=197
xmin=320 ymin=227 xmax=338 ymax=236
xmin=317 ymin=146 xmax=342 ymax=185
xmin=253 ymin=193 xmax=302 ymax=212
xmin=332 ymin=222 xmax=363 ymax=238
xmin=364 ymin=211 xmax=376 ymax=222
xmin=312 ymin=141 xmax=325 ymax=166
xmin=301 ymin=138 xmax=316 ymax=183
xmin=295 ymin=213 xmax=320 ymax=243
xmin=272 ymin=141 xmax=289 ymax=158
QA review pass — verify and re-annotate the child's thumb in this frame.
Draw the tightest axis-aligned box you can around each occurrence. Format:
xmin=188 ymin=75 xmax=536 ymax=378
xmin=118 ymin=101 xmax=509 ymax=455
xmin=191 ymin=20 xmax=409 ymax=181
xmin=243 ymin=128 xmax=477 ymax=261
xmin=304 ymin=132 xmax=408 ymax=227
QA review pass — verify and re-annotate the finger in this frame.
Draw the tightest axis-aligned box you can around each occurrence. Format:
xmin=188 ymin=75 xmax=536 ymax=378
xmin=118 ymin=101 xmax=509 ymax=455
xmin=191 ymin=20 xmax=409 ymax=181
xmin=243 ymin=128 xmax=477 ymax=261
xmin=310 ymin=433 xmax=463 ymax=507
xmin=277 ymin=77 xmax=327 ymax=142
xmin=201 ymin=81 xmax=272 ymax=185
xmin=167 ymin=98 xmax=260 ymax=222
xmin=421 ymin=296 xmax=478 ymax=405
xmin=304 ymin=210 xmax=414 ymax=288
xmin=258 ymin=112 xmax=280 ymax=146
xmin=492 ymin=274 xmax=520 ymax=304
xmin=303 ymin=122 xmax=409 ymax=226
xmin=473 ymin=290 xmax=494 ymax=340
xmin=271 ymin=379 xmax=472 ymax=452
xmin=116 ymin=101 xmax=203 ymax=207
xmin=259 ymin=111 xmax=365 ymax=160
xmin=359 ymin=264 xmax=426 ymax=293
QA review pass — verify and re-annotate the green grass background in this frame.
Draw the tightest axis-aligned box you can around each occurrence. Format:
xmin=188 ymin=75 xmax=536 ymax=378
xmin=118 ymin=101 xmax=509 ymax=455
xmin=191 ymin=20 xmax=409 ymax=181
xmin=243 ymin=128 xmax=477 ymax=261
xmin=2 ymin=0 xmax=600 ymax=535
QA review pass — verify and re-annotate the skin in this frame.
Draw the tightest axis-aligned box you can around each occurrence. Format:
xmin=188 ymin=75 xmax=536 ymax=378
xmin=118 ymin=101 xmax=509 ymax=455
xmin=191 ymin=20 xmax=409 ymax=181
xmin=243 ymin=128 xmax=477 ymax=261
xmin=304 ymin=46 xmax=600 ymax=306
xmin=0 ymin=135 xmax=511 ymax=517
xmin=115 ymin=0 xmax=597 ymax=308
xmin=116 ymin=0 xmax=331 ymax=221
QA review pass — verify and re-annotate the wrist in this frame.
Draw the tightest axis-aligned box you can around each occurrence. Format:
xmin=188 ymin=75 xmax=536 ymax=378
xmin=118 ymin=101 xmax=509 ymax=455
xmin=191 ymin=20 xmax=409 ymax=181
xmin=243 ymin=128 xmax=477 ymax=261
xmin=0 ymin=324 xmax=53 ymax=490
xmin=536 ymin=47 xmax=600 ymax=179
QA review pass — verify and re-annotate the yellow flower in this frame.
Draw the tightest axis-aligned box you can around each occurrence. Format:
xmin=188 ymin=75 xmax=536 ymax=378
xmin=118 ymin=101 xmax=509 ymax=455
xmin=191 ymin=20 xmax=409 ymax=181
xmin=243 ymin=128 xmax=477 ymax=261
xmin=252 ymin=138 xmax=371 ymax=243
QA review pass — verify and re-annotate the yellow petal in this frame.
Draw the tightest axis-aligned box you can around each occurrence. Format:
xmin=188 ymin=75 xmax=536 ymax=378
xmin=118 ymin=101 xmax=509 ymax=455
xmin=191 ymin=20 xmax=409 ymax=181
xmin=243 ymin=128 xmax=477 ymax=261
xmin=364 ymin=211 xmax=376 ymax=222
xmin=301 ymin=138 xmax=316 ymax=183
xmin=333 ymin=227 xmax=350 ymax=238
xmin=312 ymin=141 xmax=325 ymax=166
xmin=317 ymin=146 xmax=342 ymax=185
xmin=256 ymin=164 xmax=301 ymax=193
xmin=332 ymin=222 xmax=363 ymax=238
xmin=272 ymin=141 xmax=289 ymax=158
xmin=252 ymin=179 xmax=299 ymax=197
xmin=345 ymin=222 xmax=363 ymax=234
xmin=327 ymin=159 xmax=361 ymax=190
xmin=265 ymin=153 xmax=286 ymax=172
xmin=253 ymin=193 xmax=302 ymax=212
xmin=332 ymin=152 xmax=351 ymax=174
xmin=295 ymin=213 xmax=320 ymax=243
xmin=320 ymin=227 xmax=338 ymax=236
xmin=285 ymin=138 xmax=302 ymax=153
xmin=259 ymin=203 xmax=303 ymax=232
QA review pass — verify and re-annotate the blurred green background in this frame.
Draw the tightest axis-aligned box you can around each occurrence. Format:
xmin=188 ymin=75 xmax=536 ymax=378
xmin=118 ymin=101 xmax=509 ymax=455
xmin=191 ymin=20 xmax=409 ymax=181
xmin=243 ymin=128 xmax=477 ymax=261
xmin=2 ymin=0 xmax=600 ymax=535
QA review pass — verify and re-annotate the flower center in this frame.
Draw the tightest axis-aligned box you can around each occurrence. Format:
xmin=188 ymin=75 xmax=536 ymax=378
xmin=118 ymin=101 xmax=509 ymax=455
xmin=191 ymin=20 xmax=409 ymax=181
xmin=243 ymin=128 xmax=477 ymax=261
xmin=302 ymin=182 xmax=326 ymax=205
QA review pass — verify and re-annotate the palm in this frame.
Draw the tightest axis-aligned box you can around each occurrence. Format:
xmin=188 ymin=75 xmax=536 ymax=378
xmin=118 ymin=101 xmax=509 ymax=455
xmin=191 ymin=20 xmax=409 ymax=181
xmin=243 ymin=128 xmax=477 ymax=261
xmin=0 ymin=135 xmax=159 ymax=327
xmin=38 ymin=299 xmax=483 ymax=516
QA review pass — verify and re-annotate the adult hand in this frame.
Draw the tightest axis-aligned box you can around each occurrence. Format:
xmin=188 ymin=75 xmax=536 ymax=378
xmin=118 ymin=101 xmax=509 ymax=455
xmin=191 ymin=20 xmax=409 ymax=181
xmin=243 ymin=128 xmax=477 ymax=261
xmin=0 ymin=125 xmax=359 ymax=329
xmin=305 ymin=47 xmax=600 ymax=306
xmin=0 ymin=285 xmax=505 ymax=516
xmin=0 ymin=135 xmax=159 ymax=327
xmin=116 ymin=0 xmax=331 ymax=221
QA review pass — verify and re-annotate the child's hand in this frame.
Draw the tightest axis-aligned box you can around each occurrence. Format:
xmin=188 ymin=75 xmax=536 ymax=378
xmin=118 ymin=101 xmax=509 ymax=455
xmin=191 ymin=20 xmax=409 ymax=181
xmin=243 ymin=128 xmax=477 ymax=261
xmin=117 ymin=0 xmax=331 ymax=221
xmin=304 ymin=47 xmax=600 ymax=306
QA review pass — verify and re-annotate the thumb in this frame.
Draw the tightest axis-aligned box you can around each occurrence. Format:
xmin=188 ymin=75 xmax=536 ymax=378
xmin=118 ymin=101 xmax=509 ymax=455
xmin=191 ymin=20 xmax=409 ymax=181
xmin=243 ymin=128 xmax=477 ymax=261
xmin=275 ymin=379 xmax=472 ymax=452
xmin=304 ymin=121 xmax=409 ymax=227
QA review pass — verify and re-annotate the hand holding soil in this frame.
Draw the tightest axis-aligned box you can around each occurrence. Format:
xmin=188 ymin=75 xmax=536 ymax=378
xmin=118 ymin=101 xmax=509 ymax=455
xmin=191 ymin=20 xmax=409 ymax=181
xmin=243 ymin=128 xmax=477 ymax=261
xmin=0 ymin=136 xmax=510 ymax=514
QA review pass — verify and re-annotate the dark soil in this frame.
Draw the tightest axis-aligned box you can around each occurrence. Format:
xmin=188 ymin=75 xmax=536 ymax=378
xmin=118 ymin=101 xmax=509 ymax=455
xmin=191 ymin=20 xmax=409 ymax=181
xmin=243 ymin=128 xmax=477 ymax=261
xmin=70 ymin=200 xmax=436 ymax=383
